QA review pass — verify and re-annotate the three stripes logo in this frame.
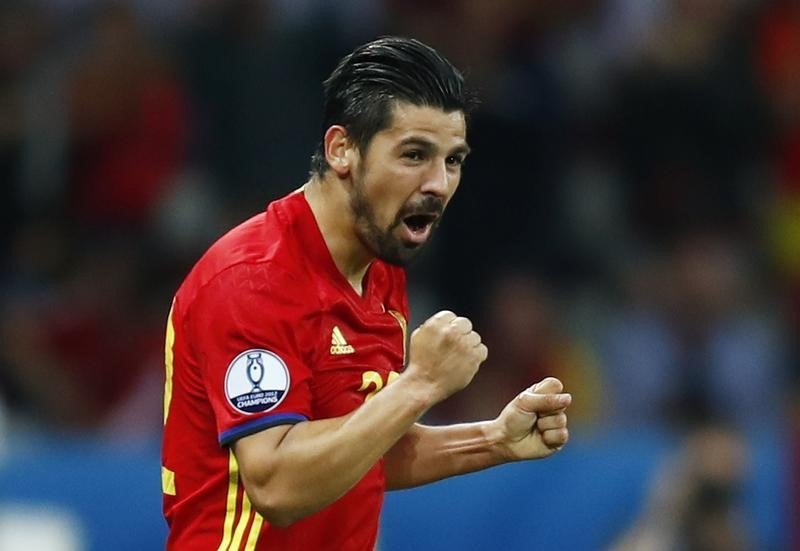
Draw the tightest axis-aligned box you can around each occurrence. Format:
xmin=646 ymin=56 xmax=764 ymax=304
xmin=330 ymin=326 xmax=355 ymax=355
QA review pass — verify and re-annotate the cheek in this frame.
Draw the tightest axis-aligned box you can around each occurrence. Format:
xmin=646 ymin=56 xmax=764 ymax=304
xmin=370 ymin=175 xmax=413 ymax=219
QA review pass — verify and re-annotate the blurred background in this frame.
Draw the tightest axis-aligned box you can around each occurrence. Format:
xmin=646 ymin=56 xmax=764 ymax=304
xmin=0 ymin=0 xmax=797 ymax=549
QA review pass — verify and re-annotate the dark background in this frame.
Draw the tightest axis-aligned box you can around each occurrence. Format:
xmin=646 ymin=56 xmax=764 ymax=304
xmin=0 ymin=1 xmax=797 ymax=549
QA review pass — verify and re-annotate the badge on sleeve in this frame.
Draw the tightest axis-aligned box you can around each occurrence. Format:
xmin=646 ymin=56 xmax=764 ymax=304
xmin=225 ymin=349 xmax=290 ymax=414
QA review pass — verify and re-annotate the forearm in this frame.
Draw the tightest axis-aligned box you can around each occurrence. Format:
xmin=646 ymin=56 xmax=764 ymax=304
xmin=384 ymin=421 xmax=507 ymax=490
xmin=235 ymin=376 xmax=433 ymax=525
xmin=383 ymin=379 xmax=573 ymax=490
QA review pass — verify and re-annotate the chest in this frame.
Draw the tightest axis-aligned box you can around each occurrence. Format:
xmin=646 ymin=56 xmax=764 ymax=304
xmin=309 ymin=298 xmax=408 ymax=418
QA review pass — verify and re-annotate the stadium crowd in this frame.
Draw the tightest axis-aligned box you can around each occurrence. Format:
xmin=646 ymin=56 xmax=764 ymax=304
xmin=0 ymin=0 xmax=797 ymax=547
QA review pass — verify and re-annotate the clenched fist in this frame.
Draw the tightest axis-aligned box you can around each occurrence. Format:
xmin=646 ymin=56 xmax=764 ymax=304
xmin=488 ymin=377 xmax=571 ymax=462
xmin=404 ymin=310 xmax=488 ymax=404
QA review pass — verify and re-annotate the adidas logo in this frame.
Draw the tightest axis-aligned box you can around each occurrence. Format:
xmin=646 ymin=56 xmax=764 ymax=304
xmin=330 ymin=326 xmax=355 ymax=355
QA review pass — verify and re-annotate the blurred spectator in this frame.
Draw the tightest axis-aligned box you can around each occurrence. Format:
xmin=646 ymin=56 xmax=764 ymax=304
xmin=0 ymin=1 xmax=52 ymax=257
xmin=611 ymin=424 xmax=754 ymax=551
xmin=67 ymin=2 xmax=187 ymax=228
xmin=177 ymin=0 xmax=334 ymax=224
xmin=613 ymin=0 xmax=767 ymax=247
xmin=0 ymin=0 xmax=791 ymax=546
xmin=0 ymin=2 xmax=186 ymax=439
xmin=759 ymin=0 xmax=800 ymax=363
xmin=600 ymin=233 xmax=786 ymax=429
xmin=0 ymin=229 xmax=163 ymax=436
xmin=755 ymin=1 xmax=800 ymax=544
xmin=0 ymin=0 xmax=791 ymax=532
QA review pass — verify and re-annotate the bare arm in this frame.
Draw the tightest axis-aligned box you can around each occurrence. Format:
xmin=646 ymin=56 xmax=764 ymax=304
xmin=233 ymin=374 xmax=432 ymax=527
xmin=385 ymin=378 xmax=571 ymax=490
xmin=383 ymin=421 xmax=502 ymax=490
xmin=232 ymin=311 xmax=487 ymax=527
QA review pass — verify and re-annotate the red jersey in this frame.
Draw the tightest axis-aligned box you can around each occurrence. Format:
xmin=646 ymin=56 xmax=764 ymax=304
xmin=162 ymin=190 xmax=409 ymax=550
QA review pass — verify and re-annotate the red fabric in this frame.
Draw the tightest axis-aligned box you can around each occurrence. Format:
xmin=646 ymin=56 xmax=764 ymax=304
xmin=163 ymin=191 xmax=409 ymax=550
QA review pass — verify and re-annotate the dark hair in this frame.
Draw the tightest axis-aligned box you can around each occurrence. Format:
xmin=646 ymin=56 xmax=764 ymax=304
xmin=309 ymin=36 xmax=477 ymax=177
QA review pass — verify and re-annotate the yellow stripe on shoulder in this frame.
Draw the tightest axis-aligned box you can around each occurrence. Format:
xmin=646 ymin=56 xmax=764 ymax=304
xmin=161 ymin=467 xmax=176 ymax=496
xmin=163 ymin=301 xmax=176 ymax=425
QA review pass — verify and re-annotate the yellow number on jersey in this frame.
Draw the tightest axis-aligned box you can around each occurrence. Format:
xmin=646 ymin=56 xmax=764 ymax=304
xmin=358 ymin=370 xmax=400 ymax=402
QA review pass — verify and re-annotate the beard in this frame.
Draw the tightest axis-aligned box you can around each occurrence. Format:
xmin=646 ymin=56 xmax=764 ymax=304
xmin=348 ymin=174 xmax=444 ymax=267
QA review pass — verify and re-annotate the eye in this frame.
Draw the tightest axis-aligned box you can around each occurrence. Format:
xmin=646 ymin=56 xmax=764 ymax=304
xmin=402 ymin=149 xmax=425 ymax=162
xmin=446 ymin=154 xmax=465 ymax=167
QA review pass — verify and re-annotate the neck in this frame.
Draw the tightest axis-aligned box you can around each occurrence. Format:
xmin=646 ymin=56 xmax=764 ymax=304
xmin=303 ymin=175 xmax=373 ymax=294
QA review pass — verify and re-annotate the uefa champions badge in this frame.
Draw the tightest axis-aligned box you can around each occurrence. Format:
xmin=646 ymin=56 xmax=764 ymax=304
xmin=224 ymin=349 xmax=290 ymax=414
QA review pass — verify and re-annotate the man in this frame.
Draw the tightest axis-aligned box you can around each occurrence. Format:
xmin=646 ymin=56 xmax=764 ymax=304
xmin=162 ymin=36 xmax=571 ymax=550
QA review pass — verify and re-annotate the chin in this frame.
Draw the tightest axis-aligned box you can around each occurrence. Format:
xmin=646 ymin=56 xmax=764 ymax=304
xmin=361 ymin=226 xmax=427 ymax=267
xmin=377 ymin=243 xmax=422 ymax=267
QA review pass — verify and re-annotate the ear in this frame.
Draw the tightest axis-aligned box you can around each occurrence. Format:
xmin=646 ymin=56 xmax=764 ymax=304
xmin=324 ymin=125 xmax=356 ymax=177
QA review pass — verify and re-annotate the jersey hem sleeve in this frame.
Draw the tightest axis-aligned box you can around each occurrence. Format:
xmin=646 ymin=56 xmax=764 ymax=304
xmin=218 ymin=413 xmax=308 ymax=446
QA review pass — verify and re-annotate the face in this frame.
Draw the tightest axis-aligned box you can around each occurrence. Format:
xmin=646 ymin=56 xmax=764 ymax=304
xmin=348 ymin=102 xmax=469 ymax=266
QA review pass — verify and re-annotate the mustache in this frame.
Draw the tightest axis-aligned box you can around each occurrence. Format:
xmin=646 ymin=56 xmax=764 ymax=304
xmin=396 ymin=196 xmax=445 ymax=220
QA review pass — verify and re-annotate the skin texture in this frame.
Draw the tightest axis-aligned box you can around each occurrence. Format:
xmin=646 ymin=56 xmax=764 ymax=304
xmin=345 ymin=103 xmax=470 ymax=267
xmin=305 ymin=102 xmax=469 ymax=290
xmin=232 ymin=102 xmax=571 ymax=527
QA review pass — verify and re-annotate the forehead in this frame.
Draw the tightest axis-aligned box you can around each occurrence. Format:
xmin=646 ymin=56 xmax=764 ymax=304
xmin=378 ymin=102 xmax=467 ymax=146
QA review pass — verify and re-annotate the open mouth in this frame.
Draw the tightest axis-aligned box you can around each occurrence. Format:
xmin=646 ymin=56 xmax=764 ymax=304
xmin=403 ymin=213 xmax=437 ymax=233
xmin=400 ymin=213 xmax=438 ymax=245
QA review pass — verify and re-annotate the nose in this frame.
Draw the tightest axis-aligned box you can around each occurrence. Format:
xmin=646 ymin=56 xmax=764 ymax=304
xmin=418 ymin=159 xmax=451 ymax=198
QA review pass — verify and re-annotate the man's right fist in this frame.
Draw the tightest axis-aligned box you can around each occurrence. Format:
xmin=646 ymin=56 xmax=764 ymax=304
xmin=405 ymin=310 xmax=488 ymax=403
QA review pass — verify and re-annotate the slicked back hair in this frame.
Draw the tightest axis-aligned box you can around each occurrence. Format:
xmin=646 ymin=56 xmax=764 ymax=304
xmin=309 ymin=36 xmax=477 ymax=177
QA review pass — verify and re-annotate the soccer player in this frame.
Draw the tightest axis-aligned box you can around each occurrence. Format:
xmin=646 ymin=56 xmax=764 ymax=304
xmin=161 ymin=36 xmax=571 ymax=550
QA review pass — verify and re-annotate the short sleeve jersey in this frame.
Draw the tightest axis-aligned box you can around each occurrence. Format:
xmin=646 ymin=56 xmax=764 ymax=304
xmin=162 ymin=190 xmax=409 ymax=551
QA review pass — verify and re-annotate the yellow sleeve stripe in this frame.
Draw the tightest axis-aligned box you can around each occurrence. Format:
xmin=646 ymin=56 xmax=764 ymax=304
xmin=215 ymin=451 xmax=263 ymax=550
xmin=229 ymin=492 xmax=252 ymax=550
xmin=217 ymin=450 xmax=240 ymax=551
xmin=245 ymin=513 xmax=264 ymax=551
xmin=161 ymin=467 xmax=176 ymax=496
xmin=163 ymin=301 xmax=176 ymax=425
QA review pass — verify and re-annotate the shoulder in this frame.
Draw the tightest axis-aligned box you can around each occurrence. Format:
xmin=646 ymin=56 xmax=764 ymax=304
xmin=198 ymin=198 xmax=297 ymax=276
xmin=177 ymin=194 xmax=312 ymax=306
xmin=192 ymin=260 xmax=316 ymax=322
xmin=175 ymin=238 xmax=321 ymax=342
xmin=177 ymin=260 xmax=321 ymax=364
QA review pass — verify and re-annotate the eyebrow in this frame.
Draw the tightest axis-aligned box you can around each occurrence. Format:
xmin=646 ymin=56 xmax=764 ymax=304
xmin=398 ymin=136 xmax=471 ymax=157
